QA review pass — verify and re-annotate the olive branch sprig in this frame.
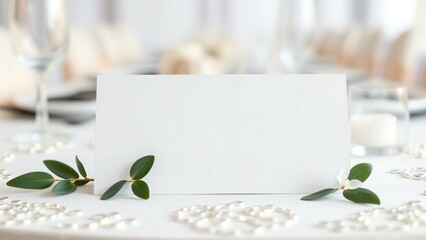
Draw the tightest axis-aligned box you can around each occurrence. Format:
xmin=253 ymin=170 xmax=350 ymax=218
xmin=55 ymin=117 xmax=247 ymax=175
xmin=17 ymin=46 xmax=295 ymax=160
xmin=6 ymin=156 xmax=92 ymax=194
xmin=6 ymin=155 xmax=155 ymax=200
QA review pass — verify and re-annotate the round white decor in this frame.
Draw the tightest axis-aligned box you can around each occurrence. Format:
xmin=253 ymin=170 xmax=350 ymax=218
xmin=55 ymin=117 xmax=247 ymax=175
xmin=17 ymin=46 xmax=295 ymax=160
xmin=0 ymin=197 xmax=81 ymax=226
xmin=174 ymin=201 xmax=297 ymax=236
xmin=390 ymin=167 xmax=426 ymax=181
xmin=318 ymin=201 xmax=426 ymax=232
xmin=0 ymin=198 xmax=138 ymax=231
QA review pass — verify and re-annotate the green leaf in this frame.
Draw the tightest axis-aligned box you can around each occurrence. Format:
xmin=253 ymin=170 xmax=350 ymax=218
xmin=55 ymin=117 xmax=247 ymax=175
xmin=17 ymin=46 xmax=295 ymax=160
xmin=348 ymin=163 xmax=372 ymax=182
xmin=52 ymin=180 xmax=77 ymax=195
xmin=74 ymin=180 xmax=90 ymax=186
xmin=343 ymin=188 xmax=381 ymax=205
xmin=6 ymin=172 xmax=54 ymax=189
xmin=131 ymin=180 xmax=150 ymax=200
xmin=75 ymin=156 xmax=87 ymax=178
xmin=130 ymin=155 xmax=155 ymax=180
xmin=301 ymin=188 xmax=338 ymax=201
xmin=101 ymin=180 xmax=127 ymax=200
xmin=43 ymin=160 xmax=79 ymax=179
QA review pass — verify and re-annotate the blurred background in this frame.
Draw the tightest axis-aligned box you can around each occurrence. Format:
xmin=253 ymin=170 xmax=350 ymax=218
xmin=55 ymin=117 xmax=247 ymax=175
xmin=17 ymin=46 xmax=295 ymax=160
xmin=0 ymin=0 xmax=425 ymax=119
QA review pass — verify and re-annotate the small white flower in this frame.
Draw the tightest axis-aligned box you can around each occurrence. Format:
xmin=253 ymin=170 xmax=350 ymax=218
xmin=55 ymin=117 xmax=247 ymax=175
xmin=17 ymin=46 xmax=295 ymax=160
xmin=337 ymin=166 xmax=363 ymax=190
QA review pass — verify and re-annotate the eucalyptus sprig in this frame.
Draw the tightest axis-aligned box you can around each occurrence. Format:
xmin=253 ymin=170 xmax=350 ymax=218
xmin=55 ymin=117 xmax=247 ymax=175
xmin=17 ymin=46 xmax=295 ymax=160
xmin=6 ymin=156 xmax=92 ymax=195
xmin=301 ymin=163 xmax=380 ymax=205
xmin=101 ymin=155 xmax=154 ymax=200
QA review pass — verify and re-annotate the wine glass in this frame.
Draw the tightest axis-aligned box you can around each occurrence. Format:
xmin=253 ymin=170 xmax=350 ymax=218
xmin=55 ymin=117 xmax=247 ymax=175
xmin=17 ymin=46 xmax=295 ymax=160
xmin=267 ymin=0 xmax=316 ymax=73
xmin=9 ymin=0 xmax=71 ymax=153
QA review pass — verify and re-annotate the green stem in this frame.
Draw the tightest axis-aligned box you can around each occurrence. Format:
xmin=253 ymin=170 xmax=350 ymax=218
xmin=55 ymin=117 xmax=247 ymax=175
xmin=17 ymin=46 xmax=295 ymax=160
xmin=53 ymin=178 xmax=95 ymax=182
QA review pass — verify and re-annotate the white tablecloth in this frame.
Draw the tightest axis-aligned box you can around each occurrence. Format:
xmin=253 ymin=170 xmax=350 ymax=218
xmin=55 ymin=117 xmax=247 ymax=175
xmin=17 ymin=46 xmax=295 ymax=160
xmin=0 ymin=110 xmax=425 ymax=240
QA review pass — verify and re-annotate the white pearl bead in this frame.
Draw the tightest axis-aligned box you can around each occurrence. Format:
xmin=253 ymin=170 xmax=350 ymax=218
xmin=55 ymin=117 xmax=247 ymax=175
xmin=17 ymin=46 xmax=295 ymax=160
xmin=174 ymin=201 xmax=297 ymax=236
xmin=99 ymin=217 xmax=111 ymax=225
xmin=71 ymin=223 xmax=80 ymax=230
xmin=2 ymin=220 xmax=15 ymax=226
xmin=88 ymin=222 xmax=100 ymax=229
xmin=114 ymin=220 xmax=126 ymax=229
xmin=22 ymin=219 xmax=32 ymax=225
xmin=124 ymin=218 xmax=138 ymax=226
xmin=92 ymin=214 xmax=106 ymax=221
xmin=108 ymin=212 xmax=121 ymax=220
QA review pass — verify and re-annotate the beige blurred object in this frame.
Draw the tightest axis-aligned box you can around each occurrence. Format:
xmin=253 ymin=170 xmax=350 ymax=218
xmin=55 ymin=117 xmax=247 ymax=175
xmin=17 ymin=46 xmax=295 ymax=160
xmin=356 ymin=29 xmax=383 ymax=76
xmin=95 ymin=23 xmax=123 ymax=66
xmin=0 ymin=27 xmax=34 ymax=106
xmin=195 ymin=32 xmax=249 ymax=73
xmin=316 ymin=30 xmax=345 ymax=61
xmin=160 ymin=33 xmax=248 ymax=75
xmin=316 ymin=30 xmax=332 ymax=57
xmin=160 ymin=42 xmax=223 ymax=74
xmin=382 ymin=30 xmax=417 ymax=85
xmin=421 ymin=67 xmax=426 ymax=89
xmin=94 ymin=23 xmax=143 ymax=68
xmin=340 ymin=24 xmax=363 ymax=68
xmin=63 ymin=27 xmax=101 ymax=80
xmin=115 ymin=24 xmax=144 ymax=63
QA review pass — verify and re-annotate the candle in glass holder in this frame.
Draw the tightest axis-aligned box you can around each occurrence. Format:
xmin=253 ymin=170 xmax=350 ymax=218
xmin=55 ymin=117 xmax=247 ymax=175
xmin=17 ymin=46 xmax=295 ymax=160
xmin=350 ymin=113 xmax=398 ymax=148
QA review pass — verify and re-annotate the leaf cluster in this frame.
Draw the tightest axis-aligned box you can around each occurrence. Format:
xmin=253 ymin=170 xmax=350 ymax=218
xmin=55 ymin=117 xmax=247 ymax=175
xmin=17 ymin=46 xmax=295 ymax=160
xmin=101 ymin=155 xmax=154 ymax=200
xmin=7 ymin=156 xmax=91 ymax=195
xmin=301 ymin=163 xmax=380 ymax=205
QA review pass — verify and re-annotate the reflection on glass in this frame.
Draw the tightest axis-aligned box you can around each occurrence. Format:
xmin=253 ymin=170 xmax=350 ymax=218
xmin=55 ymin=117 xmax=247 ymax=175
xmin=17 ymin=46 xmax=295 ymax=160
xmin=268 ymin=0 xmax=316 ymax=73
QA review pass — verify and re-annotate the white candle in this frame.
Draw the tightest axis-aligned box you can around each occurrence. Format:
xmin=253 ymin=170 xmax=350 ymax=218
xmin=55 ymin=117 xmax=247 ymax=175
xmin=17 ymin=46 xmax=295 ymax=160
xmin=350 ymin=113 xmax=398 ymax=148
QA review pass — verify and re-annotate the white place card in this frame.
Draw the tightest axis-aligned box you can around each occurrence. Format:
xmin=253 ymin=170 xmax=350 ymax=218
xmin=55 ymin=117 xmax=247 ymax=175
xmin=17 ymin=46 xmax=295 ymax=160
xmin=95 ymin=74 xmax=349 ymax=195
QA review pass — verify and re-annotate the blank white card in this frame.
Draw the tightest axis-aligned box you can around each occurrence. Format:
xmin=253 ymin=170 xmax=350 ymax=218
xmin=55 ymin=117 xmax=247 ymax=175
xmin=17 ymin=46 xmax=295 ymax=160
xmin=95 ymin=74 xmax=349 ymax=194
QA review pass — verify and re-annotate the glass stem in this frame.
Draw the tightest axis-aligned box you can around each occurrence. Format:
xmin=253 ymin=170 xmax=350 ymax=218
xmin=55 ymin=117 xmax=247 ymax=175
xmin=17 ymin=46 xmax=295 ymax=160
xmin=35 ymin=71 xmax=49 ymax=135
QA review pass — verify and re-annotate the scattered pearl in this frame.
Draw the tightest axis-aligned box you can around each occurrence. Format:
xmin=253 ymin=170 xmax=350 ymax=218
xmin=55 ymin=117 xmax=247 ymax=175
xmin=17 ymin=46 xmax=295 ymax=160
xmin=114 ymin=220 xmax=126 ymax=229
xmin=389 ymin=167 xmax=426 ymax=181
xmin=14 ymin=140 xmax=73 ymax=154
xmin=124 ymin=218 xmax=138 ymax=226
xmin=319 ymin=201 xmax=426 ymax=233
xmin=174 ymin=201 xmax=297 ymax=236
xmin=0 ymin=153 xmax=15 ymax=162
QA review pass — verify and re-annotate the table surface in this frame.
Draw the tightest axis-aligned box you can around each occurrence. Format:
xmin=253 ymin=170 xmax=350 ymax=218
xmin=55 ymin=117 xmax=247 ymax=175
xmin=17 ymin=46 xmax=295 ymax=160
xmin=0 ymin=110 xmax=425 ymax=240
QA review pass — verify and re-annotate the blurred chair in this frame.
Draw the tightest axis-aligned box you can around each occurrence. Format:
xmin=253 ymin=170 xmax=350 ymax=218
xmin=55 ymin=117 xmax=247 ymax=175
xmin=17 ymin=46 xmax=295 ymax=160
xmin=340 ymin=24 xmax=363 ymax=68
xmin=316 ymin=30 xmax=346 ymax=62
xmin=95 ymin=23 xmax=124 ymax=67
xmin=355 ymin=29 xmax=383 ymax=76
xmin=63 ymin=26 xmax=102 ymax=80
xmin=304 ymin=26 xmax=365 ymax=80
xmin=0 ymin=27 xmax=34 ymax=106
xmin=94 ymin=23 xmax=144 ymax=68
xmin=421 ymin=64 xmax=426 ymax=89
xmin=115 ymin=24 xmax=144 ymax=63
xmin=382 ymin=30 xmax=416 ymax=85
